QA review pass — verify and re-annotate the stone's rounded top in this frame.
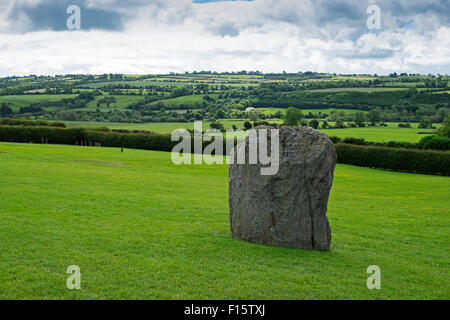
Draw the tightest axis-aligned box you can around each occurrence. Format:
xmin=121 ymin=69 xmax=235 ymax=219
xmin=250 ymin=125 xmax=336 ymax=163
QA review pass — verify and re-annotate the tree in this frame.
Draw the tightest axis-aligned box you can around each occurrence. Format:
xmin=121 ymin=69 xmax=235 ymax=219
xmin=368 ymin=109 xmax=381 ymax=126
xmin=273 ymin=111 xmax=283 ymax=119
xmin=248 ymin=110 xmax=261 ymax=122
xmin=439 ymin=116 xmax=450 ymax=137
xmin=216 ymin=109 xmax=226 ymax=119
xmin=419 ymin=117 xmax=433 ymax=129
xmin=0 ymin=104 xmax=13 ymax=117
xmin=283 ymin=107 xmax=303 ymax=126
xmin=210 ymin=122 xmax=225 ymax=132
xmin=244 ymin=121 xmax=253 ymax=130
xmin=309 ymin=119 xmax=319 ymax=129
xmin=335 ymin=119 xmax=345 ymax=128
xmin=405 ymin=87 xmax=418 ymax=98
xmin=322 ymin=120 xmax=329 ymax=129
xmin=354 ymin=111 xmax=366 ymax=127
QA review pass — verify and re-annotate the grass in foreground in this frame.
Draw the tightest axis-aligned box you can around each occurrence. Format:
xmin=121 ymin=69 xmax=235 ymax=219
xmin=0 ymin=143 xmax=448 ymax=299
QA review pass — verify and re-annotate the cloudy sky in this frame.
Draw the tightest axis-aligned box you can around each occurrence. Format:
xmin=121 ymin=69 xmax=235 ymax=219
xmin=0 ymin=0 xmax=449 ymax=76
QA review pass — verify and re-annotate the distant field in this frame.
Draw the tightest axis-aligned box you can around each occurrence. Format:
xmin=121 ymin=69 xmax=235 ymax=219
xmin=65 ymin=120 xmax=249 ymax=134
xmin=77 ymin=80 xmax=258 ymax=89
xmin=65 ymin=121 xmax=436 ymax=143
xmin=261 ymin=108 xmax=367 ymax=115
xmin=376 ymin=82 xmax=424 ymax=87
xmin=306 ymin=87 xmax=407 ymax=93
xmin=82 ymin=95 xmax=145 ymax=110
xmin=149 ymin=94 xmax=220 ymax=107
xmin=76 ymin=81 xmax=187 ymax=89
xmin=0 ymin=94 xmax=78 ymax=111
xmin=0 ymin=143 xmax=448 ymax=299
xmin=432 ymin=90 xmax=450 ymax=94
xmin=322 ymin=125 xmax=436 ymax=143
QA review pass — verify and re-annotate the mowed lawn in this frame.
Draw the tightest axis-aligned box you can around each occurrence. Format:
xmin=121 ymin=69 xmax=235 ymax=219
xmin=0 ymin=143 xmax=448 ymax=300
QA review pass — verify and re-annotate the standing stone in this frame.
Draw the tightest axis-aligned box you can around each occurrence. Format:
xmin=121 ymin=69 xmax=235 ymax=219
xmin=229 ymin=126 xmax=336 ymax=250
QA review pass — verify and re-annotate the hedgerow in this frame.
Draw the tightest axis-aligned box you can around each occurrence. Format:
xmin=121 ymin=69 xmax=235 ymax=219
xmin=335 ymin=144 xmax=450 ymax=176
xmin=1 ymin=125 xmax=449 ymax=176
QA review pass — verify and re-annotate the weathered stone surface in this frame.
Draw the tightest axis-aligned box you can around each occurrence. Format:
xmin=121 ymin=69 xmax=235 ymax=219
xmin=229 ymin=126 xmax=336 ymax=250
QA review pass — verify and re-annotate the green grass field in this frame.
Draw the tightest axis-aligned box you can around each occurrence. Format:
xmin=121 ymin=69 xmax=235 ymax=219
xmin=83 ymin=95 xmax=145 ymax=110
xmin=261 ymin=108 xmax=367 ymax=115
xmin=65 ymin=120 xmax=249 ymax=134
xmin=0 ymin=94 xmax=78 ymax=111
xmin=149 ymin=94 xmax=220 ymax=107
xmin=321 ymin=125 xmax=435 ymax=143
xmin=65 ymin=121 xmax=436 ymax=143
xmin=0 ymin=143 xmax=448 ymax=299
xmin=305 ymin=87 xmax=407 ymax=93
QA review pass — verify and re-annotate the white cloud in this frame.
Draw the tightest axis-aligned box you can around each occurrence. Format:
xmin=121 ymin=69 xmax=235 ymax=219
xmin=0 ymin=0 xmax=449 ymax=76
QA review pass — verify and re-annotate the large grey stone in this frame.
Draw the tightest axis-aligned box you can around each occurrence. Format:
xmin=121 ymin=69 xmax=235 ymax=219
xmin=229 ymin=126 xmax=336 ymax=250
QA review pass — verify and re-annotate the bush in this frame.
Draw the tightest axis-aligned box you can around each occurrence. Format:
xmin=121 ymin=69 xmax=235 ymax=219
xmin=283 ymin=107 xmax=303 ymax=126
xmin=328 ymin=136 xmax=342 ymax=144
xmin=0 ymin=125 xmax=84 ymax=144
xmin=419 ymin=135 xmax=450 ymax=151
xmin=253 ymin=121 xmax=271 ymax=127
xmin=309 ymin=119 xmax=319 ymax=129
xmin=0 ymin=118 xmax=66 ymax=128
xmin=439 ymin=116 xmax=450 ymax=137
xmin=342 ymin=137 xmax=366 ymax=145
xmin=335 ymin=144 xmax=450 ymax=176
xmin=209 ymin=122 xmax=225 ymax=132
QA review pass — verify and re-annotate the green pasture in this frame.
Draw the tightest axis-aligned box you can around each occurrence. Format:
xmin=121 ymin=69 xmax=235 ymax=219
xmin=65 ymin=120 xmax=248 ymax=134
xmin=260 ymin=108 xmax=367 ymax=116
xmin=305 ymin=87 xmax=407 ymax=93
xmin=83 ymin=95 xmax=145 ymax=110
xmin=64 ymin=121 xmax=436 ymax=143
xmin=149 ymin=94 xmax=220 ymax=107
xmin=0 ymin=95 xmax=78 ymax=111
xmin=321 ymin=124 xmax=438 ymax=143
xmin=0 ymin=143 xmax=448 ymax=299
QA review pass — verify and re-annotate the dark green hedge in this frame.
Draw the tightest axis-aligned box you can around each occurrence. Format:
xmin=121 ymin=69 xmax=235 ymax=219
xmin=0 ymin=118 xmax=66 ymax=127
xmin=0 ymin=125 xmax=228 ymax=154
xmin=0 ymin=125 xmax=84 ymax=144
xmin=335 ymin=143 xmax=450 ymax=176
xmin=1 ymin=125 xmax=449 ymax=176
xmin=418 ymin=135 xmax=450 ymax=151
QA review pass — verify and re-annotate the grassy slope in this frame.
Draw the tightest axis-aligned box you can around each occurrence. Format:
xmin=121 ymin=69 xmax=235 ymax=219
xmin=84 ymin=95 xmax=145 ymax=110
xmin=0 ymin=95 xmax=78 ymax=111
xmin=149 ymin=94 xmax=220 ymax=107
xmin=0 ymin=143 xmax=448 ymax=299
